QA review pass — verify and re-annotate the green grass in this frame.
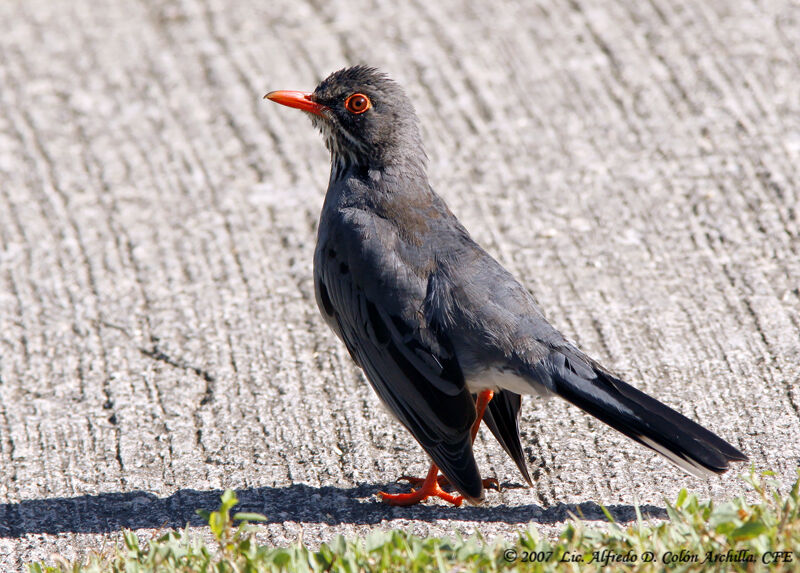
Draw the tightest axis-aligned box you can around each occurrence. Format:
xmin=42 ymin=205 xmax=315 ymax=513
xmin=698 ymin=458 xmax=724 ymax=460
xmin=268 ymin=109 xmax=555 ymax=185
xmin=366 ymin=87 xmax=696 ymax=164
xmin=30 ymin=470 xmax=800 ymax=572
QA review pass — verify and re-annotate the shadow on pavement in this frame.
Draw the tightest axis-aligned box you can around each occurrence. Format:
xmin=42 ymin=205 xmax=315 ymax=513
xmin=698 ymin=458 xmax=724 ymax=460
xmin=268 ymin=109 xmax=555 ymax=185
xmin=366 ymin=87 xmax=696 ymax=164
xmin=0 ymin=482 xmax=667 ymax=538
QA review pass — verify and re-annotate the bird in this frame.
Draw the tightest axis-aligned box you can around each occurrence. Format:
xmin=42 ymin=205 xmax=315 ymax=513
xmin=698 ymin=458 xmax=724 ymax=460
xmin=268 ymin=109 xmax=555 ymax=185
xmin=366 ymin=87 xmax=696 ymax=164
xmin=264 ymin=66 xmax=747 ymax=506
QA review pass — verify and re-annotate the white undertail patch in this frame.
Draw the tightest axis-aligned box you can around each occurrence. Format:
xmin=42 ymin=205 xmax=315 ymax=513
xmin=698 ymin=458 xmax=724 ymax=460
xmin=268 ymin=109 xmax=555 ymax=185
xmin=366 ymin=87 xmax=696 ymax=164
xmin=465 ymin=367 xmax=553 ymax=398
xmin=638 ymin=435 xmax=718 ymax=479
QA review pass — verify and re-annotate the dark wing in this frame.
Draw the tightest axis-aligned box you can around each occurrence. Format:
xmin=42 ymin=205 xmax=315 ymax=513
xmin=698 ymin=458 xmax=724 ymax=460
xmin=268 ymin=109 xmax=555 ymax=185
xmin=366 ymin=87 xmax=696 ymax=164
xmin=481 ymin=390 xmax=532 ymax=486
xmin=317 ymin=255 xmax=484 ymax=503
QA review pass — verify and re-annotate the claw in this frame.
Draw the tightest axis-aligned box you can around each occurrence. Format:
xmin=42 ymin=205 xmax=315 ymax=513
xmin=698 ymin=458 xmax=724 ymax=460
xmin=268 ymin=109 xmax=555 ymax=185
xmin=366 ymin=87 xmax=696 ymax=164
xmin=483 ymin=477 xmax=501 ymax=491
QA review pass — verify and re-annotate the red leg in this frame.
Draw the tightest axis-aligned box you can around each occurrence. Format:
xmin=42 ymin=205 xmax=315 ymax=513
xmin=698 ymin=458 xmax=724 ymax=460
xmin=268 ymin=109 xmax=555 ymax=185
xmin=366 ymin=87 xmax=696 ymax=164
xmin=380 ymin=390 xmax=497 ymax=506
xmin=471 ymin=390 xmax=494 ymax=442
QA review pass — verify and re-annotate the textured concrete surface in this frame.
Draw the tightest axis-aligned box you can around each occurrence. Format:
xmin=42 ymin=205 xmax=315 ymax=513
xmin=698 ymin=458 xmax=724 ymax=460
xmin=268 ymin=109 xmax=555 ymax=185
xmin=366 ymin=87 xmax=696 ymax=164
xmin=0 ymin=0 xmax=799 ymax=568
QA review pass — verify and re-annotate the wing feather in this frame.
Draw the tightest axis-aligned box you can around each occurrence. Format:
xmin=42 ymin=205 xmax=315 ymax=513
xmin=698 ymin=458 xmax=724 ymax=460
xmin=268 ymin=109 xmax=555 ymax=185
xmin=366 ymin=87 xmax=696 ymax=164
xmin=318 ymin=249 xmax=484 ymax=502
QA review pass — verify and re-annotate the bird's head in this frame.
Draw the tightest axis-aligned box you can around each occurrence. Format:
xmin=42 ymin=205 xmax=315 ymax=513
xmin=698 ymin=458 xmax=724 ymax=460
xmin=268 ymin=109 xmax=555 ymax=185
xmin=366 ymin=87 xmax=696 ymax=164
xmin=265 ymin=66 xmax=425 ymax=175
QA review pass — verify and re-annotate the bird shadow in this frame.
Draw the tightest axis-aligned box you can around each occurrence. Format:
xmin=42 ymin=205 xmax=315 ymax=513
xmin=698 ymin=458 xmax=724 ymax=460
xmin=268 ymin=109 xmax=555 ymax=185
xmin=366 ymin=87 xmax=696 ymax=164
xmin=0 ymin=481 xmax=667 ymax=538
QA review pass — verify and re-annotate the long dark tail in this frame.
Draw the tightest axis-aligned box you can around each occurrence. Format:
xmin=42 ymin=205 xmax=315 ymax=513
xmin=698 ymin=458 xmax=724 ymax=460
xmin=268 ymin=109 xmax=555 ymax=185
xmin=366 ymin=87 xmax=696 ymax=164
xmin=481 ymin=390 xmax=533 ymax=486
xmin=547 ymin=353 xmax=747 ymax=477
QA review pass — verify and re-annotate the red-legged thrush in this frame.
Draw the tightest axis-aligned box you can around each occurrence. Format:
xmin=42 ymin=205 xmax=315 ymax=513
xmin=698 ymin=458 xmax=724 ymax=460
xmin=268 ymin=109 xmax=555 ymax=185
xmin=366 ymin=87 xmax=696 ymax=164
xmin=265 ymin=66 xmax=747 ymax=506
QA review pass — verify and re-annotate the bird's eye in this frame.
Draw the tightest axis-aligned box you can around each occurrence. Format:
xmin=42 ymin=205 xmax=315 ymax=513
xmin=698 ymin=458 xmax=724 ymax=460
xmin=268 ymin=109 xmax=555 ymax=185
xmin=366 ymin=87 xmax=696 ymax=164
xmin=344 ymin=93 xmax=371 ymax=114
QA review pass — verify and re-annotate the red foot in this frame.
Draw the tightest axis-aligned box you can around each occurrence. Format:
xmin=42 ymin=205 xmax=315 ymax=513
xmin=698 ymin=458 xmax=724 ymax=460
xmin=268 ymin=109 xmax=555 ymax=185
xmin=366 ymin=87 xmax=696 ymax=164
xmin=381 ymin=390 xmax=499 ymax=507
xmin=380 ymin=463 xmax=462 ymax=506
xmin=379 ymin=482 xmax=463 ymax=506
xmin=380 ymin=465 xmax=502 ymax=506
xmin=397 ymin=474 xmax=501 ymax=491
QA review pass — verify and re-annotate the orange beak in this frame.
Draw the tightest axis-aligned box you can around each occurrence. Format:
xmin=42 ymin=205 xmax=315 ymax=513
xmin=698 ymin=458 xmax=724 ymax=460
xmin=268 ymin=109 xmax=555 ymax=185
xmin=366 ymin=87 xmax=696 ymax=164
xmin=264 ymin=90 xmax=328 ymax=117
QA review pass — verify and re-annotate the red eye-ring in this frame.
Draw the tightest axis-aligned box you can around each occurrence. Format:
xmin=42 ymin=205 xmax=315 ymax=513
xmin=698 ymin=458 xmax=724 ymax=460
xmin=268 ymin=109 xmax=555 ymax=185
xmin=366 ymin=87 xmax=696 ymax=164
xmin=344 ymin=93 xmax=371 ymax=114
